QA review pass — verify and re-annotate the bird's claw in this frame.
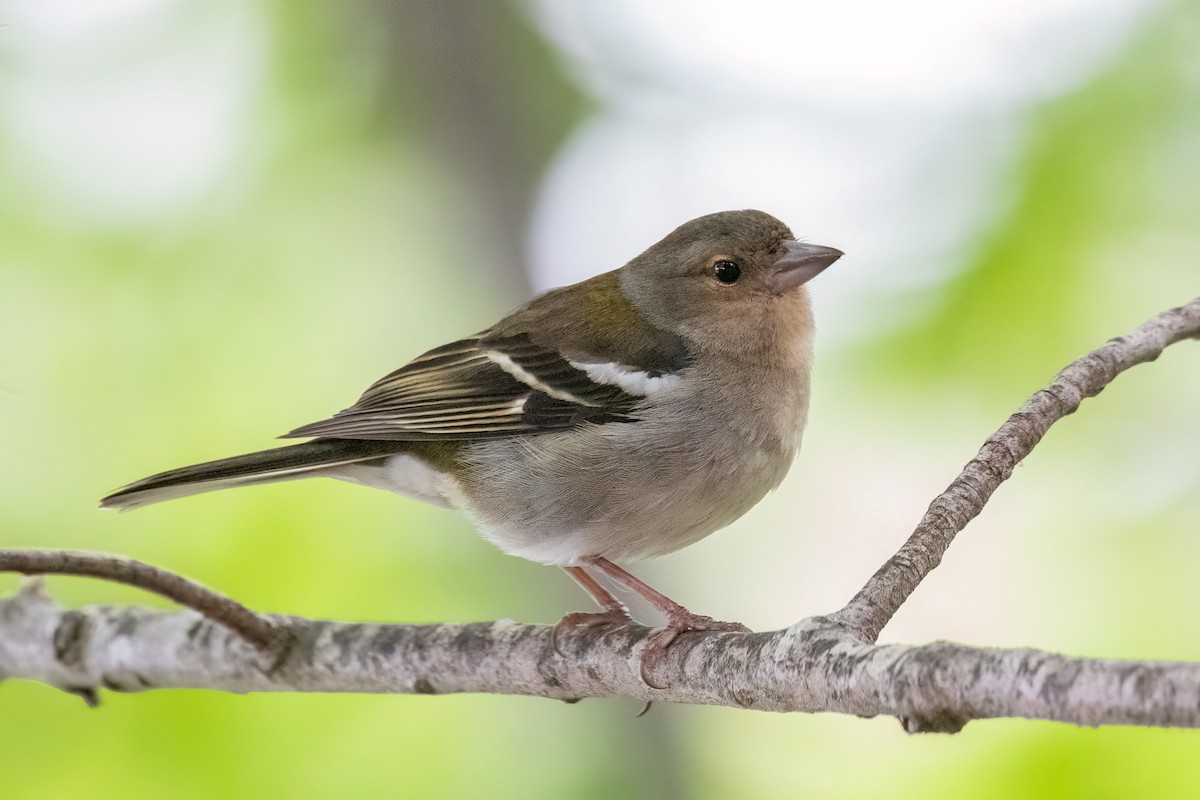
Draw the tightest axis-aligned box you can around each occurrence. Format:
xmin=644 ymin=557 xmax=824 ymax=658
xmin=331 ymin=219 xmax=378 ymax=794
xmin=638 ymin=612 xmax=751 ymax=689
xmin=551 ymin=608 xmax=634 ymax=656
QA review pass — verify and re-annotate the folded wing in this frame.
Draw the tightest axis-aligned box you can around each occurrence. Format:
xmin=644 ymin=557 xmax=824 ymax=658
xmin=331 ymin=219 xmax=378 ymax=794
xmin=283 ymin=334 xmax=644 ymax=441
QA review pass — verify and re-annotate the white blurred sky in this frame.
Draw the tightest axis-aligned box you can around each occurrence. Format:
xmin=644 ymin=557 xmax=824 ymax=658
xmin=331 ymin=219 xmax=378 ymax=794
xmin=522 ymin=0 xmax=1160 ymax=328
xmin=0 ymin=0 xmax=266 ymax=224
xmin=0 ymin=0 xmax=1160 ymax=291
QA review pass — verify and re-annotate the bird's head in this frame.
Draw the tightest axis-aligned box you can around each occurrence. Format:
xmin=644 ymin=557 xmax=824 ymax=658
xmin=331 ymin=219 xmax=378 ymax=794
xmin=620 ymin=209 xmax=842 ymax=356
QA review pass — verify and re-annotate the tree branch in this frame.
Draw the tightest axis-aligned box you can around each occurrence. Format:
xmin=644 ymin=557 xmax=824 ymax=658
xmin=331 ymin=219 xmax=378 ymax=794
xmin=1 ymin=297 xmax=1198 ymax=729
xmin=834 ymin=297 xmax=1200 ymax=642
xmin=3 ymin=590 xmax=1200 ymax=729
xmin=0 ymin=550 xmax=287 ymax=652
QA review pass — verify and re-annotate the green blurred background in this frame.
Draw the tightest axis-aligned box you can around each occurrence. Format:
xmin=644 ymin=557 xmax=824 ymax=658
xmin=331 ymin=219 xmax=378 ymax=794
xmin=1 ymin=1 xmax=1199 ymax=797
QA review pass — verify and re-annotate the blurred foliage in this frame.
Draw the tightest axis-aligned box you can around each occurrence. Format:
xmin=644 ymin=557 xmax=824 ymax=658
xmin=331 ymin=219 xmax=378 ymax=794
xmin=869 ymin=3 xmax=1200 ymax=406
xmin=1 ymin=0 xmax=1198 ymax=798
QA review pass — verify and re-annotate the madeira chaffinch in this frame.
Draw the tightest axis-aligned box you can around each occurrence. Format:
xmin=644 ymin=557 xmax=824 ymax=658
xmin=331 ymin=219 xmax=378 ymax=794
xmin=102 ymin=209 xmax=842 ymax=682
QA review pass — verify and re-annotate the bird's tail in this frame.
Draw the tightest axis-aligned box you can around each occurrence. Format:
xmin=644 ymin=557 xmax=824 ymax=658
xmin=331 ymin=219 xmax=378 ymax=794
xmin=100 ymin=439 xmax=405 ymax=511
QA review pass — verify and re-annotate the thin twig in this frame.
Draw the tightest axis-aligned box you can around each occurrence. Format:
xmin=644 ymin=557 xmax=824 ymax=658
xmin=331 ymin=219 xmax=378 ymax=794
xmin=0 ymin=550 xmax=286 ymax=651
xmin=833 ymin=297 xmax=1200 ymax=642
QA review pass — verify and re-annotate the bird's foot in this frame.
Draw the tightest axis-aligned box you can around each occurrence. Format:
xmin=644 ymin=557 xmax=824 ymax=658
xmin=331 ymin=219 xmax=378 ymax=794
xmin=639 ymin=611 xmax=751 ymax=689
xmin=551 ymin=607 xmax=635 ymax=656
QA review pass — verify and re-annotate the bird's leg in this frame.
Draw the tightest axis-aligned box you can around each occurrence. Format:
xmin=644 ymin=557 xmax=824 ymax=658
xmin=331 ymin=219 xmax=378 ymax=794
xmin=552 ymin=565 xmax=635 ymax=655
xmin=584 ymin=556 xmax=751 ymax=688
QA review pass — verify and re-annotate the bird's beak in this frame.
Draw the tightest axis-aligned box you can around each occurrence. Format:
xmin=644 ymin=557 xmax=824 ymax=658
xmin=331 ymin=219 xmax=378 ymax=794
xmin=771 ymin=241 xmax=843 ymax=294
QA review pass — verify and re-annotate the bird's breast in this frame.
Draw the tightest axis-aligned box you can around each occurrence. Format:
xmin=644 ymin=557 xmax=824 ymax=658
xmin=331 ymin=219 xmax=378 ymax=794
xmin=454 ymin=352 xmax=813 ymax=565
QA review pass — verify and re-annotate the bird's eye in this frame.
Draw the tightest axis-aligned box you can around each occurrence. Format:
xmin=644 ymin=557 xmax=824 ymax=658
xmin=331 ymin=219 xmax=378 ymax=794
xmin=713 ymin=260 xmax=741 ymax=284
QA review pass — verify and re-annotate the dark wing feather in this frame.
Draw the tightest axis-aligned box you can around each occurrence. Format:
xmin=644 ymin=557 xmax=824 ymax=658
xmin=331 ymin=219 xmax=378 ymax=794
xmin=282 ymin=334 xmax=640 ymax=441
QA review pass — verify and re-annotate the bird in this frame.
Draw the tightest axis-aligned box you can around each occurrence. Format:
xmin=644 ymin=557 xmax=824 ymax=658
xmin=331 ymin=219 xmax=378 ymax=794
xmin=101 ymin=209 xmax=842 ymax=684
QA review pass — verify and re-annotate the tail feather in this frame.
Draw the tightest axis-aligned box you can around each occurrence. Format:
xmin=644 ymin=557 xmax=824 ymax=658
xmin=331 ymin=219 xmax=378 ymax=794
xmin=100 ymin=439 xmax=406 ymax=511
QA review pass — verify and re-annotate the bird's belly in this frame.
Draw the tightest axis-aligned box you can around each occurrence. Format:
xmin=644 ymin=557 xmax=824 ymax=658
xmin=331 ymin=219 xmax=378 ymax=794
xmin=328 ymin=453 xmax=458 ymax=508
xmin=454 ymin=422 xmax=799 ymax=566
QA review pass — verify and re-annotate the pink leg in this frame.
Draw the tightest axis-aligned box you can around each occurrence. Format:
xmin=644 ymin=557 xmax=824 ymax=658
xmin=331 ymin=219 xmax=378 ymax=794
xmin=552 ymin=566 xmax=635 ymax=654
xmin=585 ymin=556 xmax=751 ymax=688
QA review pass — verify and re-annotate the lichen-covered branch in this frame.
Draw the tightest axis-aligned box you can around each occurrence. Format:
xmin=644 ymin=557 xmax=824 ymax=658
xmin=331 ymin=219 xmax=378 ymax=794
xmin=3 ymin=588 xmax=1200 ymax=730
xmin=1 ymin=296 xmax=1198 ymax=730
